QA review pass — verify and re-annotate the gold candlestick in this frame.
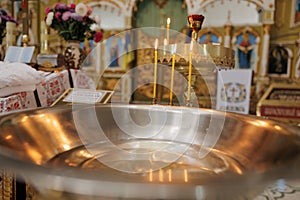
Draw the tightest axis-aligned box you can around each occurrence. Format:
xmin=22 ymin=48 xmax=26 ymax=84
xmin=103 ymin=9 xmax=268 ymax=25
xmin=152 ymin=38 xmax=158 ymax=104
xmin=21 ymin=0 xmax=30 ymax=46
xmin=166 ymin=18 xmax=170 ymax=44
xmin=169 ymin=44 xmax=176 ymax=105
xmin=187 ymin=41 xmax=193 ymax=106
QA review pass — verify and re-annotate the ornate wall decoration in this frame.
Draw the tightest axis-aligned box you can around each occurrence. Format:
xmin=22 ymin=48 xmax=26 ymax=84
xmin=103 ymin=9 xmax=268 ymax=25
xmin=186 ymin=0 xmax=275 ymax=26
xmin=268 ymin=45 xmax=293 ymax=78
xmin=232 ymin=27 xmax=260 ymax=72
xmin=274 ymin=0 xmax=286 ymax=28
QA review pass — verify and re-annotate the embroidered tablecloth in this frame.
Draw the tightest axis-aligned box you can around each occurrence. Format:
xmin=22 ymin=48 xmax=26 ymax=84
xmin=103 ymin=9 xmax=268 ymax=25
xmin=0 ymin=69 xmax=95 ymax=113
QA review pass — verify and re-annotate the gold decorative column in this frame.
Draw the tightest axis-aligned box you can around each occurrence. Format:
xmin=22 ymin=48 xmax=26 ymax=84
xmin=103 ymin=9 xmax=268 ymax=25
xmin=224 ymin=11 xmax=232 ymax=48
xmin=0 ymin=1 xmax=10 ymax=11
xmin=28 ymin=0 xmax=39 ymax=46
xmin=21 ymin=0 xmax=30 ymax=46
xmin=260 ymin=24 xmax=271 ymax=77
xmin=295 ymin=34 xmax=300 ymax=78
xmin=125 ymin=16 xmax=132 ymax=29
xmin=0 ymin=169 xmax=14 ymax=200
xmin=6 ymin=22 xmax=17 ymax=48
xmin=40 ymin=21 xmax=48 ymax=54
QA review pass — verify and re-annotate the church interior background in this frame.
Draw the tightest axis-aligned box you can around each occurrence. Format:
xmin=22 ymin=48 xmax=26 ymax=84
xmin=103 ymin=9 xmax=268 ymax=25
xmin=0 ymin=0 xmax=299 ymax=116
xmin=0 ymin=1 xmax=300 ymax=199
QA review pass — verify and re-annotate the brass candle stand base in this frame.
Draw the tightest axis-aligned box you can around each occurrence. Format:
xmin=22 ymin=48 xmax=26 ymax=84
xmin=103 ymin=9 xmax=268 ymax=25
xmin=157 ymin=44 xmax=235 ymax=108
xmin=21 ymin=34 xmax=31 ymax=47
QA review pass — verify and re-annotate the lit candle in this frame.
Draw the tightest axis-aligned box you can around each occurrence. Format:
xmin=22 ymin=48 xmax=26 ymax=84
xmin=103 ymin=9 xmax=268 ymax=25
xmin=187 ymin=40 xmax=193 ymax=103
xmin=163 ymin=38 xmax=167 ymax=56
xmin=166 ymin=18 xmax=171 ymax=44
xmin=184 ymin=169 xmax=188 ymax=182
xmin=168 ymin=169 xmax=172 ymax=182
xmin=149 ymin=169 xmax=153 ymax=182
xmin=152 ymin=38 xmax=158 ymax=104
xmin=169 ymin=44 xmax=176 ymax=105
xmin=159 ymin=168 xmax=164 ymax=182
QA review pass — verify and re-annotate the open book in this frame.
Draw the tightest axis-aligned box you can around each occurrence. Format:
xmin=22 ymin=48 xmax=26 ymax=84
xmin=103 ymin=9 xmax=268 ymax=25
xmin=4 ymin=46 xmax=35 ymax=63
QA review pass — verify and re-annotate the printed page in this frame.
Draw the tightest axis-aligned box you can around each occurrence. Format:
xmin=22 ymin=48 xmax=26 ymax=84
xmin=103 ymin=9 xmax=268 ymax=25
xmin=4 ymin=46 xmax=35 ymax=63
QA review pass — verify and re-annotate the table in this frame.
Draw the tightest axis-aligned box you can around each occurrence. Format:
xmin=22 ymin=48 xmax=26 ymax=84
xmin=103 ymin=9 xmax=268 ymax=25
xmin=0 ymin=69 xmax=95 ymax=113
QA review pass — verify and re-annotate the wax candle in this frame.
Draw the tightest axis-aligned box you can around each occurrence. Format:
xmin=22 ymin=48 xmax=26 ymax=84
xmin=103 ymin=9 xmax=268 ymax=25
xmin=163 ymin=38 xmax=167 ymax=56
xmin=187 ymin=40 xmax=193 ymax=103
xmin=169 ymin=44 xmax=176 ymax=105
xmin=152 ymin=38 xmax=158 ymax=104
xmin=166 ymin=18 xmax=171 ymax=44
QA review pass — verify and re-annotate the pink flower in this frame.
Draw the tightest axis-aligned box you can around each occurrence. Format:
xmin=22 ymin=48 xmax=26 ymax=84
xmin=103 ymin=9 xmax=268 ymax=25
xmin=45 ymin=7 xmax=51 ymax=15
xmin=70 ymin=3 xmax=76 ymax=9
xmin=55 ymin=3 xmax=68 ymax=10
xmin=44 ymin=2 xmax=98 ymax=42
xmin=86 ymin=5 xmax=93 ymax=16
xmin=94 ymin=31 xmax=103 ymax=43
xmin=62 ymin=11 xmax=71 ymax=21
xmin=55 ymin=12 xmax=62 ymax=20
xmin=70 ymin=13 xmax=83 ymax=21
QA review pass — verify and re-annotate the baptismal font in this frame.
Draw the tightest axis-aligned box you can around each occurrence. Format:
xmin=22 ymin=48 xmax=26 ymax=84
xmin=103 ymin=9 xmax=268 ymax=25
xmin=153 ymin=15 xmax=235 ymax=108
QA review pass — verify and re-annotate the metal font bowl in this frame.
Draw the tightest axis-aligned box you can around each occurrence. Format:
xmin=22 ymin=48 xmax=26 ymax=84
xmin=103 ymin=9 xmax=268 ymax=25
xmin=0 ymin=104 xmax=300 ymax=199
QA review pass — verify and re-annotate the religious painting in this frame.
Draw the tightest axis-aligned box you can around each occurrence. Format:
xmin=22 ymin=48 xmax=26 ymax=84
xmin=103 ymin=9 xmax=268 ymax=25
xmin=291 ymin=0 xmax=300 ymax=27
xmin=80 ymin=40 xmax=94 ymax=67
xmin=268 ymin=46 xmax=291 ymax=77
xmin=199 ymin=30 xmax=221 ymax=45
xmin=233 ymin=28 xmax=259 ymax=72
xmin=104 ymin=35 xmax=124 ymax=70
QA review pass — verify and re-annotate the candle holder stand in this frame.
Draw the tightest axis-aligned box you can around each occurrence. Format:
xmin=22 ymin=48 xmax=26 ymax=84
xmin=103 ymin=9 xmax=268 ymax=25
xmin=157 ymin=44 xmax=235 ymax=108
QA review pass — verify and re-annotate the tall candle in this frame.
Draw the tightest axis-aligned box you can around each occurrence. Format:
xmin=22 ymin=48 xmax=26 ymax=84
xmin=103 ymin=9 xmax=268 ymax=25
xmin=169 ymin=44 xmax=176 ymax=105
xmin=163 ymin=38 xmax=167 ymax=56
xmin=149 ymin=169 xmax=153 ymax=182
xmin=159 ymin=168 xmax=163 ymax=182
xmin=166 ymin=18 xmax=171 ymax=44
xmin=184 ymin=169 xmax=188 ymax=182
xmin=168 ymin=169 xmax=172 ymax=182
xmin=152 ymin=38 xmax=158 ymax=104
xmin=187 ymin=40 xmax=193 ymax=102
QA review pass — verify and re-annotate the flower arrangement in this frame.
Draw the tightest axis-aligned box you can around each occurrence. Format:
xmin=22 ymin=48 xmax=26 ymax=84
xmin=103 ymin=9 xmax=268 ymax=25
xmin=0 ymin=8 xmax=18 ymax=44
xmin=45 ymin=3 xmax=102 ymax=42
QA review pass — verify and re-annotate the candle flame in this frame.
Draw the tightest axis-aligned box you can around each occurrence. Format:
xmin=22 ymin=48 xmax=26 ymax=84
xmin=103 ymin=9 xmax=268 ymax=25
xmin=167 ymin=17 xmax=171 ymax=25
xmin=168 ymin=169 xmax=172 ymax=182
xmin=159 ymin=169 xmax=163 ymax=182
xmin=164 ymin=38 xmax=168 ymax=46
xmin=184 ymin=169 xmax=188 ymax=182
xmin=149 ymin=169 xmax=153 ymax=182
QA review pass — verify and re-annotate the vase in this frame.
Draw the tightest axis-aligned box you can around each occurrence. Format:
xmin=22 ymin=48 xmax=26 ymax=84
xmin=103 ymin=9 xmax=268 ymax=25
xmin=0 ymin=44 xmax=4 ymax=61
xmin=64 ymin=41 xmax=86 ymax=69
